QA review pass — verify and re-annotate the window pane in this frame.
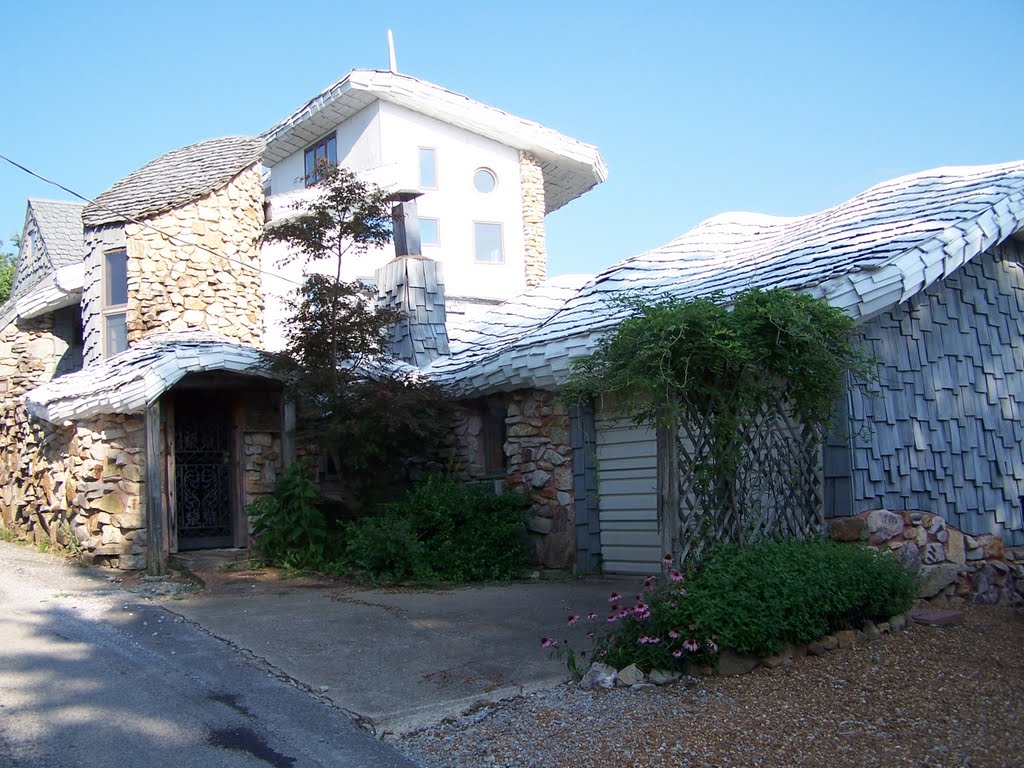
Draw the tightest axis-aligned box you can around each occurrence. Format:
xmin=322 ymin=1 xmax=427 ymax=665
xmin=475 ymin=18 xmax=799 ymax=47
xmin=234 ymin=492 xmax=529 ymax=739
xmin=104 ymin=313 xmax=128 ymax=357
xmin=474 ymin=168 xmax=496 ymax=193
xmin=104 ymin=250 xmax=128 ymax=306
xmin=474 ymin=222 xmax=503 ymax=263
xmin=420 ymin=217 xmax=439 ymax=246
xmin=419 ymin=148 xmax=437 ymax=188
xmin=326 ymin=135 xmax=337 ymax=165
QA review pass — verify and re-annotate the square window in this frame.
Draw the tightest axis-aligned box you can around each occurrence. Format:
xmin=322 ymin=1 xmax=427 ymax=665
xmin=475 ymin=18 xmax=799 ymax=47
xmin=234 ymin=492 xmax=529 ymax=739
xmin=104 ymin=250 xmax=128 ymax=306
xmin=474 ymin=222 xmax=504 ymax=263
xmin=419 ymin=147 xmax=437 ymax=189
xmin=304 ymin=134 xmax=337 ymax=186
xmin=420 ymin=217 xmax=440 ymax=247
xmin=102 ymin=249 xmax=129 ymax=357
xmin=104 ymin=313 xmax=127 ymax=358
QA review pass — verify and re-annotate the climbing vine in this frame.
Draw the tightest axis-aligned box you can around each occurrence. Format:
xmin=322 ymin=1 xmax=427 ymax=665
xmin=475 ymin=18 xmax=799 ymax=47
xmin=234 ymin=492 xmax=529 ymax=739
xmin=564 ymin=288 xmax=875 ymax=548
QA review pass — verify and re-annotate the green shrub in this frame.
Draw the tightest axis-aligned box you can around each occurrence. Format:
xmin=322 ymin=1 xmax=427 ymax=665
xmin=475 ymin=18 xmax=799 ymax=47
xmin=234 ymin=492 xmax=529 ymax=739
xmin=345 ymin=516 xmax=422 ymax=581
xmin=349 ymin=475 xmax=531 ymax=583
xmin=583 ymin=540 xmax=917 ymax=673
xmin=249 ymin=462 xmax=336 ymax=570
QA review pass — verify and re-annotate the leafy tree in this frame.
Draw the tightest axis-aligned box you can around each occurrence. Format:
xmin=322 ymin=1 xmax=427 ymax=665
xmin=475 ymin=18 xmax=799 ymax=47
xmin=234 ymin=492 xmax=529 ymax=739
xmin=0 ymin=234 xmax=19 ymax=304
xmin=262 ymin=164 xmax=450 ymax=512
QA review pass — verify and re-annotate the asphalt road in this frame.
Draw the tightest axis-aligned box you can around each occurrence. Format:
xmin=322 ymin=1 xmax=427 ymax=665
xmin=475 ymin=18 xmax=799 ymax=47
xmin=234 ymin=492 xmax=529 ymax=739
xmin=0 ymin=541 xmax=416 ymax=768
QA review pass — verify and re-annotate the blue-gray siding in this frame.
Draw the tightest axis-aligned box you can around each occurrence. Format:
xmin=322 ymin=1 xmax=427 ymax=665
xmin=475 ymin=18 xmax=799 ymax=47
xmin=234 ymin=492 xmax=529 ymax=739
xmin=846 ymin=239 xmax=1024 ymax=545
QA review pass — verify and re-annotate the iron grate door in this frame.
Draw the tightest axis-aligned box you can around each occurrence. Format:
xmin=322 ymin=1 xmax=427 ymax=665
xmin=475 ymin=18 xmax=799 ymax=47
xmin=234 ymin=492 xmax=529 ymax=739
xmin=175 ymin=397 xmax=234 ymax=550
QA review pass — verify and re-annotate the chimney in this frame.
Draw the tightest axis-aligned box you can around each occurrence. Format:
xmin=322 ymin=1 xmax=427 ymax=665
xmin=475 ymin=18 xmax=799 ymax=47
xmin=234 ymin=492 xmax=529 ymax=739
xmin=376 ymin=194 xmax=450 ymax=366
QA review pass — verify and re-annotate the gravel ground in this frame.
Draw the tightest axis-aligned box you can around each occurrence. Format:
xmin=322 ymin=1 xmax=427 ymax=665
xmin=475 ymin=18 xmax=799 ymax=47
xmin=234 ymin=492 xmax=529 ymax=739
xmin=397 ymin=604 xmax=1023 ymax=768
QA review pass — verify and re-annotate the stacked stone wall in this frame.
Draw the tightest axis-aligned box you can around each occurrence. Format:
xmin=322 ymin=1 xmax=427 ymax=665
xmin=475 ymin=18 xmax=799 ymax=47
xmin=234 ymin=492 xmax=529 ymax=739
xmin=519 ymin=152 xmax=547 ymax=288
xmin=828 ymin=509 xmax=1024 ymax=607
xmin=504 ymin=390 xmax=574 ymax=569
xmin=243 ymin=430 xmax=282 ymax=536
xmin=0 ymin=313 xmax=146 ymax=568
xmin=448 ymin=405 xmax=489 ymax=481
xmin=124 ymin=165 xmax=265 ymax=347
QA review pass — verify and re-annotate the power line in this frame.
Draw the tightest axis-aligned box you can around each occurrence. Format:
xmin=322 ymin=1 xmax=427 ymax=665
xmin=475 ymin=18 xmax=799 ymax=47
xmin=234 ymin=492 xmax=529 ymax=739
xmin=0 ymin=152 xmax=302 ymax=286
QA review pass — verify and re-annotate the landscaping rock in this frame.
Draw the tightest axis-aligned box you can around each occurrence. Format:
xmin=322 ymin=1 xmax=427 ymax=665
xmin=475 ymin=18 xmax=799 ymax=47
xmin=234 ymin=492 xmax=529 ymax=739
xmin=806 ymin=641 xmax=826 ymax=656
xmin=648 ymin=669 xmax=681 ymax=686
xmin=862 ymin=621 xmax=881 ymax=641
xmin=866 ymin=510 xmax=905 ymax=543
xmin=579 ymin=662 xmax=617 ymax=690
xmin=918 ymin=563 xmax=962 ymax=598
xmin=716 ymin=649 xmax=759 ymax=676
xmin=762 ymin=646 xmax=794 ymax=669
xmin=828 ymin=516 xmax=866 ymax=542
xmin=822 ymin=635 xmax=839 ymax=651
xmin=836 ymin=630 xmax=857 ymax=649
xmin=628 ymin=683 xmax=655 ymax=692
xmin=616 ymin=664 xmax=645 ymax=687
xmin=909 ymin=609 xmax=966 ymax=627
xmin=888 ymin=613 xmax=907 ymax=632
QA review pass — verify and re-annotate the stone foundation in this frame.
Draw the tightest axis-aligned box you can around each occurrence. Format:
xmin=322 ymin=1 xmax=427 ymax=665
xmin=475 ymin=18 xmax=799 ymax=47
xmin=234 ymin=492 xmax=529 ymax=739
xmin=827 ymin=510 xmax=1024 ymax=606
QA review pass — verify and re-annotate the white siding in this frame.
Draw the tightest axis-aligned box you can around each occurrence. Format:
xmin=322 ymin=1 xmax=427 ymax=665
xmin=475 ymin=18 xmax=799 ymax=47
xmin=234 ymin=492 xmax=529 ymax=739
xmin=595 ymin=412 xmax=660 ymax=575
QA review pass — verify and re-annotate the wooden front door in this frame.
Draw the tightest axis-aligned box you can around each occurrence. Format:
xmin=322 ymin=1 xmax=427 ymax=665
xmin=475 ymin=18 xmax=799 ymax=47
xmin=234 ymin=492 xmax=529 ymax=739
xmin=174 ymin=393 xmax=234 ymax=550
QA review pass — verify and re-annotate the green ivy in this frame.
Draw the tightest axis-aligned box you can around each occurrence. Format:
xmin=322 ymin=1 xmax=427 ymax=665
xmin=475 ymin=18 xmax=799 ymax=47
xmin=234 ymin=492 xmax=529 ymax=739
xmin=564 ymin=288 xmax=875 ymax=541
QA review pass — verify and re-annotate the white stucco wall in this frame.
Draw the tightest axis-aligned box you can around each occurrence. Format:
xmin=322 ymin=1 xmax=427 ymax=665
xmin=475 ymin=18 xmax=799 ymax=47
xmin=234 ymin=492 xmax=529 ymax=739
xmin=262 ymin=100 xmax=528 ymax=351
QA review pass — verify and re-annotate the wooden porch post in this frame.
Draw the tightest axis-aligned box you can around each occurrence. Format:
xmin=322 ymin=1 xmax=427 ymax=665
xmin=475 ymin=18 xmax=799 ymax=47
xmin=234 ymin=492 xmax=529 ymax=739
xmin=145 ymin=400 xmax=168 ymax=577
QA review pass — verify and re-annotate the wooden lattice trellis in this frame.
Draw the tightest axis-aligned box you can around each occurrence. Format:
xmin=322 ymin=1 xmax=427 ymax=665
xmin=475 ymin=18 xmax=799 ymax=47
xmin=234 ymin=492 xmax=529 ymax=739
xmin=672 ymin=397 xmax=824 ymax=563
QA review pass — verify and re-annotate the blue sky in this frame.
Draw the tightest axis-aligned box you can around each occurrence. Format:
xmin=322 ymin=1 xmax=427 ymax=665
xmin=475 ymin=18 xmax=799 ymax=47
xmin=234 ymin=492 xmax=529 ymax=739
xmin=2 ymin=0 xmax=1022 ymax=275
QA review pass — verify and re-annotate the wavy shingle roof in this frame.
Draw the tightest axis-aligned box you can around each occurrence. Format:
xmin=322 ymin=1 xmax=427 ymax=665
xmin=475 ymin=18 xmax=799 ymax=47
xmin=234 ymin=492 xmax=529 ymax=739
xmin=426 ymin=161 xmax=1024 ymax=394
xmin=83 ymin=136 xmax=264 ymax=227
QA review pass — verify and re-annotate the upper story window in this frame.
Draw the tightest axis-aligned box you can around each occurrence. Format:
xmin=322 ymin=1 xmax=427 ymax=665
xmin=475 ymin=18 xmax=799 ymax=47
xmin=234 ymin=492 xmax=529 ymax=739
xmin=419 ymin=217 xmax=440 ymax=247
xmin=419 ymin=147 xmax=437 ymax=189
xmin=102 ymin=249 xmax=128 ymax=358
xmin=473 ymin=168 xmax=497 ymax=194
xmin=304 ymin=134 xmax=337 ymax=186
xmin=474 ymin=222 xmax=504 ymax=263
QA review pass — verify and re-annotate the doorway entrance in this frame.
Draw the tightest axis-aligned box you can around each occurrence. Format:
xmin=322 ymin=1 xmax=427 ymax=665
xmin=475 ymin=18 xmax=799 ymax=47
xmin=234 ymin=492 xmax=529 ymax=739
xmin=174 ymin=392 xmax=234 ymax=550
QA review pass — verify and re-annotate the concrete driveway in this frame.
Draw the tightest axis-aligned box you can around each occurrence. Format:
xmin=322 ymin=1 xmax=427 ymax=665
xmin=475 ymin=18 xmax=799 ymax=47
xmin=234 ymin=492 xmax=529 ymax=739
xmin=167 ymin=558 xmax=636 ymax=736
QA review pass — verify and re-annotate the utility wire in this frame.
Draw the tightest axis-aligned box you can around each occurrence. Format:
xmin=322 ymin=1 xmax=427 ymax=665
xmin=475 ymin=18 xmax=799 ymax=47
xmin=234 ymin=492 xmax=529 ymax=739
xmin=0 ymin=152 xmax=302 ymax=286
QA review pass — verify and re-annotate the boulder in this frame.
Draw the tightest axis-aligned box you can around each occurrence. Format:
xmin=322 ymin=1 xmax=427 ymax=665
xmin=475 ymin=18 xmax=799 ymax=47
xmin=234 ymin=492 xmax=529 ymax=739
xmin=716 ymin=649 xmax=759 ymax=676
xmin=579 ymin=662 xmax=617 ymax=690
xmin=861 ymin=620 xmax=882 ymax=641
xmin=828 ymin=516 xmax=867 ymax=542
xmin=615 ymin=664 xmax=645 ymax=687
xmin=821 ymin=635 xmax=839 ymax=651
xmin=945 ymin=530 xmax=966 ymax=565
xmin=648 ymin=669 xmax=681 ymax=686
xmin=761 ymin=646 xmax=794 ymax=669
xmin=977 ymin=534 xmax=1005 ymax=560
xmin=918 ymin=563 xmax=961 ymax=598
xmin=835 ymin=630 xmax=857 ymax=649
xmin=866 ymin=510 xmax=905 ymax=543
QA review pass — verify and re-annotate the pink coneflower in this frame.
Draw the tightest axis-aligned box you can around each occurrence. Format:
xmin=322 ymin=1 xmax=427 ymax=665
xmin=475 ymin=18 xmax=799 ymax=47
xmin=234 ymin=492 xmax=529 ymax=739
xmin=672 ymin=650 xmax=684 ymax=658
xmin=683 ymin=639 xmax=700 ymax=652
xmin=668 ymin=569 xmax=683 ymax=582
xmin=541 ymin=636 xmax=559 ymax=648
xmin=643 ymin=576 xmax=657 ymax=589
xmin=607 ymin=613 xmax=619 ymax=623
xmin=668 ymin=629 xmax=681 ymax=640
xmin=707 ymin=639 xmax=719 ymax=652
xmin=567 ymin=614 xmax=579 ymax=626
xmin=662 ymin=553 xmax=674 ymax=564
xmin=609 ymin=592 xmax=621 ymax=603
xmin=586 ymin=631 xmax=595 ymax=640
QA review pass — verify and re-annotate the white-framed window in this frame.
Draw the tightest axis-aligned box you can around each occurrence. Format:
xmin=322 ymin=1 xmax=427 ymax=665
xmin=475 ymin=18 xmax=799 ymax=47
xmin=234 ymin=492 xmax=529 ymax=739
xmin=473 ymin=168 xmax=497 ymax=194
xmin=474 ymin=222 xmax=504 ymax=263
xmin=102 ymin=249 xmax=128 ymax=357
xmin=304 ymin=133 xmax=337 ymax=186
xmin=419 ymin=147 xmax=437 ymax=189
xmin=419 ymin=217 xmax=440 ymax=247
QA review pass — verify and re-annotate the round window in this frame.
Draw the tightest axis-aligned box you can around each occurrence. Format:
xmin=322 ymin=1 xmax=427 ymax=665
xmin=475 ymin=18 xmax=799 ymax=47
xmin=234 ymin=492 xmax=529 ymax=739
xmin=473 ymin=168 xmax=497 ymax=193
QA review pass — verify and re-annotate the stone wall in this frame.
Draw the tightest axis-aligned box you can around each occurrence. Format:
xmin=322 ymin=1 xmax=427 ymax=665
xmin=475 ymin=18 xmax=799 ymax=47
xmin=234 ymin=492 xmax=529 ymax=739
xmin=828 ymin=509 xmax=1024 ymax=607
xmin=0 ymin=309 xmax=147 ymax=568
xmin=243 ymin=430 xmax=282 ymax=536
xmin=124 ymin=164 xmax=265 ymax=348
xmin=519 ymin=152 xmax=547 ymax=289
xmin=504 ymin=390 xmax=574 ymax=569
xmin=449 ymin=390 xmax=575 ymax=569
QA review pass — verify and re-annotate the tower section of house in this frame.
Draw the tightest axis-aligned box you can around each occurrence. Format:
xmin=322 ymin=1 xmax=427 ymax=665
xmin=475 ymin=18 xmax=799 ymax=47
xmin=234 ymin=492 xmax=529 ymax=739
xmin=80 ymin=136 xmax=266 ymax=366
xmin=259 ymin=69 xmax=607 ymax=350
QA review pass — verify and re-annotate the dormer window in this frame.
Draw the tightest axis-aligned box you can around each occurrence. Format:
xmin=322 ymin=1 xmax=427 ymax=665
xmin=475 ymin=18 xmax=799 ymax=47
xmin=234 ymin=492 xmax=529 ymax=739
xmin=304 ymin=134 xmax=337 ymax=186
xmin=419 ymin=148 xmax=437 ymax=189
xmin=102 ymin=249 xmax=128 ymax=357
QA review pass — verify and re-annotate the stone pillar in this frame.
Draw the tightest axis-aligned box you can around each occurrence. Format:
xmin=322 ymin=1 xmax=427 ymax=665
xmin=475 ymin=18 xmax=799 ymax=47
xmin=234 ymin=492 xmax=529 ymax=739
xmin=519 ymin=152 xmax=547 ymax=288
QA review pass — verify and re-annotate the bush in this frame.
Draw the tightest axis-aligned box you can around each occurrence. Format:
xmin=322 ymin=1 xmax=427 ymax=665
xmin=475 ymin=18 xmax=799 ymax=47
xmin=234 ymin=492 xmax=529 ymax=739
xmin=249 ymin=462 xmax=337 ymax=570
xmin=580 ymin=540 xmax=917 ymax=673
xmin=347 ymin=475 xmax=531 ymax=582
